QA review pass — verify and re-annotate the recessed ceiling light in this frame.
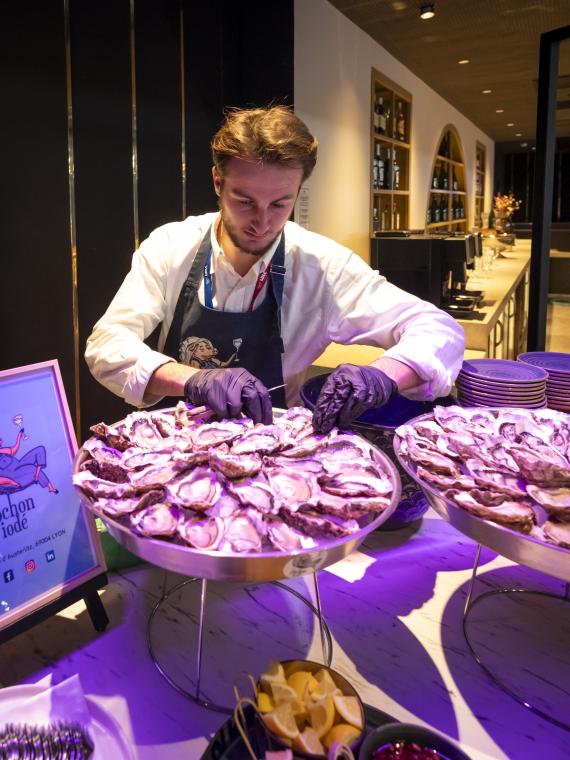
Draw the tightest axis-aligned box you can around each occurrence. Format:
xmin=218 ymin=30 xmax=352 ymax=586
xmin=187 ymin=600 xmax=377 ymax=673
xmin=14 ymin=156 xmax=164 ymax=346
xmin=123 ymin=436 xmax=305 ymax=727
xmin=506 ymin=122 xmax=514 ymax=127
xmin=419 ymin=3 xmax=435 ymax=19
xmin=482 ymin=89 xmax=492 ymax=94
xmin=521 ymin=142 xmax=528 ymax=147
xmin=496 ymin=108 xmax=504 ymax=113
xmin=515 ymin=133 xmax=522 ymax=137
xmin=532 ymin=146 xmax=536 ymax=150
xmin=458 ymin=59 xmax=470 ymax=65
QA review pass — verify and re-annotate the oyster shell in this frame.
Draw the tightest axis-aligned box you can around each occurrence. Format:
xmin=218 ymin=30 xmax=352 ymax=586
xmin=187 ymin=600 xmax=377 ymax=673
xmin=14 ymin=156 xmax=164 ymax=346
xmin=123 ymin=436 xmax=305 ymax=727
xmin=131 ymin=503 xmax=182 ymax=536
xmin=526 ymin=485 xmax=570 ymax=520
xmin=316 ymin=491 xmax=389 ymax=519
xmin=123 ymin=411 xmax=165 ymax=449
xmin=91 ymin=496 xmax=142 ymax=517
xmin=121 ymin=449 xmax=174 ymax=470
xmin=129 ymin=461 xmax=188 ymax=488
xmin=318 ymin=466 xmax=392 ymax=498
xmin=218 ymin=512 xmax=263 ymax=553
xmin=463 ymin=459 xmax=526 ymax=498
xmin=82 ymin=458 xmax=129 ymax=484
xmin=73 ymin=469 xmax=150 ymax=499
xmin=81 ymin=438 xmax=127 ymax=464
xmin=543 ymin=520 xmax=570 ymax=549
xmin=206 ymin=492 xmax=242 ymax=519
xmin=178 ymin=516 xmax=225 ymax=550
xmin=273 ymin=406 xmax=314 ymax=439
xmin=402 ymin=437 xmax=459 ymax=476
xmin=510 ymin=446 xmax=570 ymax=486
xmin=266 ymin=519 xmax=316 ymax=551
xmin=231 ymin=424 xmax=287 ymax=455
xmin=264 ymin=455 xmax=324 ymax=475
xmin=279 ymin=431 xmax=327 ymax=458
xmin=416 ymin=466 xmax=477 ymax=492
xmin=445 ymin=489 xmax=535 ymax=533
xmin=226 ymin=477 xmax=275 ymax=514
xmin=190 ymin=420 xmax=247 ymax=450
xmin=166 ymin=467 xmax=222 ymax=510
xmin=209 ymin=444 xmax=262 ymax=479
xmin=265 ymin=468 xmax=321 ymax=510
xmin=90 ymin=422 xmax=131 ymax=452
xmin=278 ymin=507 xmax=359 ymax=538
xmin=433 ymin=406 xmax=470 ymax=433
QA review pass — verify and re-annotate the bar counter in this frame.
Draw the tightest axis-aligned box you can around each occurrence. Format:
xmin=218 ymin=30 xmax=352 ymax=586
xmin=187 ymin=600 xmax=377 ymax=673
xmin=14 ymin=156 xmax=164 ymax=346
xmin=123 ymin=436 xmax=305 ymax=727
xmin=1 ymin=507 xmax=568 ymax=759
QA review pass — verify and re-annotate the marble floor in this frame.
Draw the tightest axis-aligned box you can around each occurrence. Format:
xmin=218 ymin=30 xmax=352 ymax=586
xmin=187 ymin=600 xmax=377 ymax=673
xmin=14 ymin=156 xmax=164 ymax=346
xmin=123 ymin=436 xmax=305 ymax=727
xmin=1 ymin=512 xmax=569 ymax=759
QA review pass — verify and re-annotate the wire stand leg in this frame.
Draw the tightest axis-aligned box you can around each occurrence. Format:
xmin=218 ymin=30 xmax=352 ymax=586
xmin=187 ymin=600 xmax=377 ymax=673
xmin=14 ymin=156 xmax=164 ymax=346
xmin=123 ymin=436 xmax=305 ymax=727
xmin=312 ymin=571 xmax=328 ymax=665
xmin=195 ymin=577 xmax=207 ymax=701
xmin=464 ymin=543 xmax=482 ymax=616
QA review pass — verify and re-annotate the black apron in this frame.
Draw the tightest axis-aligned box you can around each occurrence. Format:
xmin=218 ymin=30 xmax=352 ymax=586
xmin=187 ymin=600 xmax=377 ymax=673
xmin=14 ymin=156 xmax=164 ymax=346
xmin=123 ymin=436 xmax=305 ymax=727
xmin=163 ymin=225 xmax=287 ymax=409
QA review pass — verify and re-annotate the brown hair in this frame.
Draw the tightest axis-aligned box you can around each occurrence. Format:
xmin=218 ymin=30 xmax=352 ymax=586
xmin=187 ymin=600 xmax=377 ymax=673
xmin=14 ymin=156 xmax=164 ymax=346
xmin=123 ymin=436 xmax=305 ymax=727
xmin=211 ymin=105 xmax=318 ymax=182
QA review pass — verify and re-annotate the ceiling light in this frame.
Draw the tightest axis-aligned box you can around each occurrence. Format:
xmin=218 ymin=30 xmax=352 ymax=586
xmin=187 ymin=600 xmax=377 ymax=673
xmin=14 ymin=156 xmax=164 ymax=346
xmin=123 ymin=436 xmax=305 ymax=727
xmin=496 ymin=108 xmax=504 ymax=113
xmin=458 ymin=59 xmax=470 ymax=65
xmin=506 ymin=122 xmax=514 ymax=127
xmin=420 ymin=3 xmax=435 ymax=19
xmin=482 ymin=89 xmax=492 ymax=94
xmin=515 ymin=133 xmax=522 ymax=137
xmin=521 ymin=142 xmax=528 ymax=147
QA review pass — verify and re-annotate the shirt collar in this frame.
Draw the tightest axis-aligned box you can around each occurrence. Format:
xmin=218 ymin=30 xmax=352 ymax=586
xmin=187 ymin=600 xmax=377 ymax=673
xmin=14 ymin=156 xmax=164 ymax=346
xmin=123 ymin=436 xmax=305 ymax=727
xmin=211 ymin=213 xmax=280 ymax=275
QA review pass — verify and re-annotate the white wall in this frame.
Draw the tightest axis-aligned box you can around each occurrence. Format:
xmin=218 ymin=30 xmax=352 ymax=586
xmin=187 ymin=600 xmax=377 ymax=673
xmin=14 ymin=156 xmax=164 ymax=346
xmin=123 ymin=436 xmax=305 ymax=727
xmin=294 ymin=0 xmax=495 ymax=262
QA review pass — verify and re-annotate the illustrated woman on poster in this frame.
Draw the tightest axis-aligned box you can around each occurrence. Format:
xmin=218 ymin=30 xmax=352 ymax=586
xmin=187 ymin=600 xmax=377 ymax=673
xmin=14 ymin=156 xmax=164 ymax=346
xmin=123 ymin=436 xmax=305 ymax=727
xmin=0 ymin=426 xmax=58 ymax=495
xmin=179 ymin=336 xmax=237 ymax=369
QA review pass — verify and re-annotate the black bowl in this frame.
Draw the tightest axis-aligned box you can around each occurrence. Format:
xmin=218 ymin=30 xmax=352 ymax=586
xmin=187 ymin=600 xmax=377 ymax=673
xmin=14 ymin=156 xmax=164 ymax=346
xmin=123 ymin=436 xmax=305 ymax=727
xmin=359 ymin=722 xmax=472 ymax=760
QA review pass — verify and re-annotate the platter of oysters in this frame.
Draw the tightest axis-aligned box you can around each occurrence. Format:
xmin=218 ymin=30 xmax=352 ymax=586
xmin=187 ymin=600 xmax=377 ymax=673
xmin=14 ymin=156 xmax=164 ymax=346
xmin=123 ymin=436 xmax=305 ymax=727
xmin=394 ymin=405 xmax=570 ymax=582
xmin=73 ymin=404 xmax=401 ymax=582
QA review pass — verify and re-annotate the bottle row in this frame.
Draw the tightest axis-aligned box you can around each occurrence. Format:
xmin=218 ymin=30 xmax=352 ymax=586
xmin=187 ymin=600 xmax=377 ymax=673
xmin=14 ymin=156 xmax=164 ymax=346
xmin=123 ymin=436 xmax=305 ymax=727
xmin=373 ymin=95 xmax=408 ymax=142
xmin=373 ymin=202 xmax=403 ymax=232
xmin=431 ymin=163 xmax=461 ymax=192
xmin=427 ymin=195 xmax=465 ymax=225
xmin=372 ymin=145 xmax=403 ymax=190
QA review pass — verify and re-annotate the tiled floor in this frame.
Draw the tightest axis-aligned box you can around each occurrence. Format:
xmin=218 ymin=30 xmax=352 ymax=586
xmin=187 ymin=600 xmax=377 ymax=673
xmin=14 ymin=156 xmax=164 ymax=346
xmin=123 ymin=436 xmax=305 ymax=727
xmin=547 ymin=301 xmax=570 ymax=352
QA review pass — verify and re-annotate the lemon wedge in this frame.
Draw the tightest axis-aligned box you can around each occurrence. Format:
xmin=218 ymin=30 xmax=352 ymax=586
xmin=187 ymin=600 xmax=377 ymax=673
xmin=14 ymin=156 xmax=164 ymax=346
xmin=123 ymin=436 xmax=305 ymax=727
xmin=332 ymin=694 xmax=363 ymax=729
xmin=270 ymin=681 xmax=304 ymax=714
xmin=286 ymin=670 xmax=313 ymax=700
xmin=308 ymin=695 xmax=335 ymax=739
xmin=309 ymin=668 xmax=340 ymax=701
xmin=263 ymin=701 xmax=300 ymax=741
xmin=260 ymin=660 xmax=286 ymax=692
xmin=256 ymin=692 xmax=274 ymax=713
xmin=293 ymin=727 xmax=325 ymax=755
xmin=323 ymin=722 xmax=361 ymax=750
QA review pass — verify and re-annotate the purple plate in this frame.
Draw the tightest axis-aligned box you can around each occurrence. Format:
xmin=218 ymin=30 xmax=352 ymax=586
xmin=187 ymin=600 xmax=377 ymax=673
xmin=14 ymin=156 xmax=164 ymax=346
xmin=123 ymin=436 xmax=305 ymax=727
xmin=457 ymin=393 xmax=546 ymax=409
xmin=455 ymin=380 xmax=546 ymax=399
xmin=460 ymin=359 xmax=548 ymax=384
xmin=456 ymin=374 xmax=547 ymax=392
xmin=518 ymin=351 xmax=570 ymax=375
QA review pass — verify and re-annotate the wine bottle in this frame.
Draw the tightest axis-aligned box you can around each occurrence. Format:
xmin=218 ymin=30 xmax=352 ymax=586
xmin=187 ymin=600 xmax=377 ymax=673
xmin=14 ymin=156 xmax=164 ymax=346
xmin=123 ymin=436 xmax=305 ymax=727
xmin=373 ymin=97 xmax=381 ymax=134
xmin=378 ymin=97 xmax=386 ymax=134
xmin=396 ymin=101 xmax=406 ymax=141
xmin=393 ymin=202 xmax=401 ymax=229
xmin=452 ymin=169 xmax=458 ymax=192
xmin=377 ymin=146 xmax=385 ymax=189
xmin=384 ymin=148 xmax=392 ymax=189
xmin=432 ymin=164 xmax=439 ymax=189
xmin=392 ymin=151 xmax=400 ymax=190
xmin=373 ymin=206 xmax=380 ymax=233
xmin=433 ymin=196 xmax=440 ymax=223
xmin=381 ymin=204 xmax=389 ymax=230
xmin=373 ymin=144 xmax=380 ymax=189
xmin=441 ymin=197 xmax=448 ymax=222
xmin=441 ymin=165 xmax=449 ymax=191
xmin=385 ymin=102 xmax=392 ymax=138
xmin=426 ymin=204 xmax=432 ymax=226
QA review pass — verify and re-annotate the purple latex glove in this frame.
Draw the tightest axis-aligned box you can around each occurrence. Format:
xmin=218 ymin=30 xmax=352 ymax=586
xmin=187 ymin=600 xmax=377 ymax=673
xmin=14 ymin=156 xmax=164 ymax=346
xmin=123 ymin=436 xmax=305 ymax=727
xmin=184 ymin=368 xmax=272 ymax=424
xmin=313 ymin=364 xmax=397 ymax=433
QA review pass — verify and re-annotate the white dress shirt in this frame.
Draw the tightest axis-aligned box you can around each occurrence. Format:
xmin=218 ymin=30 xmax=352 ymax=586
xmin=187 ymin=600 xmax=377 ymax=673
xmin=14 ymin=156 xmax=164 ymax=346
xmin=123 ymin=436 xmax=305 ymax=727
xmin=85 ymin=212 xmax=465 ymax=408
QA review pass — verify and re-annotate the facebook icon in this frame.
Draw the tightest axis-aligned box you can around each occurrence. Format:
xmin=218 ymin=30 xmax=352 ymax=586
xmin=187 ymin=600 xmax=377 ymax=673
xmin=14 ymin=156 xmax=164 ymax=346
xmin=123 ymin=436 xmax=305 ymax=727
xmin=45 ymin=550 xmax=55 ymax=563
xmin=3 ymin=569 xmax=15 ymax=583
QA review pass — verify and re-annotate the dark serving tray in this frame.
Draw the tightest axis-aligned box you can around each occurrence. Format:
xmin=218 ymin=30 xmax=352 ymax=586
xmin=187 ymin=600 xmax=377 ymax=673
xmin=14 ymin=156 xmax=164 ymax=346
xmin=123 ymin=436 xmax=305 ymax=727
xmin=201 ymin=702 xmax=398 ymax=759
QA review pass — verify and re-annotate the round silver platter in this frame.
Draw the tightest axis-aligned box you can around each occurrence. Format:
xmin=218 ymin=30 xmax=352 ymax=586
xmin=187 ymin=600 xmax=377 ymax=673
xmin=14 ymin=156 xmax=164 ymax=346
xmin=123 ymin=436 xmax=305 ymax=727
xmin=393 ymin=409 xmax=570 ymax=584
xmin=74 ymin=411 xmax=402 ymax=583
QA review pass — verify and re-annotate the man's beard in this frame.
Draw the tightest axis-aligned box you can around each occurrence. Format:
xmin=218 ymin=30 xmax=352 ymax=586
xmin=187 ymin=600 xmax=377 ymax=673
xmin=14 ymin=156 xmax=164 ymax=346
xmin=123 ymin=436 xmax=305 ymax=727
xmin=221 ymin=213 xmax=281 ymax=257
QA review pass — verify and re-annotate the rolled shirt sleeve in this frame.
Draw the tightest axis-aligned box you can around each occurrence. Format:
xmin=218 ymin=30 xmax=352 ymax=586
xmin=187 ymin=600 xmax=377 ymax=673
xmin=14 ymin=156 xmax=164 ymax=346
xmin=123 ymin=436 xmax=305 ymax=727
xmin=323 ymin=244 xmax=465 ymax=400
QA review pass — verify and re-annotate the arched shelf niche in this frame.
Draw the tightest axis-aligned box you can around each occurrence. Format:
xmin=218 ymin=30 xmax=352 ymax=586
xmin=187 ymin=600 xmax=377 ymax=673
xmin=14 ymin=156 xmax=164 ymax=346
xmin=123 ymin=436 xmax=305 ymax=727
xmin=425 ymin=124 xmax=468 ymax=232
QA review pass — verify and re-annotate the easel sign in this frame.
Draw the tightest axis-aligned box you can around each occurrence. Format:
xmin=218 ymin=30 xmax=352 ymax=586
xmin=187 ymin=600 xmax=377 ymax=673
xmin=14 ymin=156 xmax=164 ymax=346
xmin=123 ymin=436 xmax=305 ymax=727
xmin=0 ymin=360 xmax=106 ymax=636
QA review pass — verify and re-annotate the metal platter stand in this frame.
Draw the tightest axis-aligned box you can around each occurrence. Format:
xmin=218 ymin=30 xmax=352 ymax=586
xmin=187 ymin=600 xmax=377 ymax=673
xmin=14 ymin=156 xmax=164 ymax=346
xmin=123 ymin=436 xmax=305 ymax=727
xmin=75 ymin=429 xmax=401 ymax=714
xmin=394 ymin=410 xmax=570 ymax=732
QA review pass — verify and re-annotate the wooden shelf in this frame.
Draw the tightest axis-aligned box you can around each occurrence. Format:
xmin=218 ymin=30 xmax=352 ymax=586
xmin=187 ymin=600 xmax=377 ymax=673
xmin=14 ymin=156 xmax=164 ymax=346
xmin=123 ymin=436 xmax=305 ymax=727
xmin=374 ymin=134 xmax=411 ymax=149
xmin=474 ymin=142 xmax=487 ymax=229
xmin=426 ymin=126 xmax=469 ymax=228
xmin=371 ymin=68 xmax=412 ymax=235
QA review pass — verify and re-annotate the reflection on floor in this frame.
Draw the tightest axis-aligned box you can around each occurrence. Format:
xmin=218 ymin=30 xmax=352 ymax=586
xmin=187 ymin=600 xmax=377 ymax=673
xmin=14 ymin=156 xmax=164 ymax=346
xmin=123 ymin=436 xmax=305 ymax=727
xmin=547 ymin=301 xmax=570 ymax=352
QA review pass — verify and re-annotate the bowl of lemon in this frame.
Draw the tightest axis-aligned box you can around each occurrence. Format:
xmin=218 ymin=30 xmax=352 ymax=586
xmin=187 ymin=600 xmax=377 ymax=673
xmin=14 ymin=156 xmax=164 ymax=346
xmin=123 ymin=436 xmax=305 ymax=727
xmin=255 ymin=659 xmax=365 ymax=758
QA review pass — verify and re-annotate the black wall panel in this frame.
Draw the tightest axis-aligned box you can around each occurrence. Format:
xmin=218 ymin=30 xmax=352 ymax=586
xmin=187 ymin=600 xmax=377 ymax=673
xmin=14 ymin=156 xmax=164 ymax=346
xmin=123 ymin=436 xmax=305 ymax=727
xmin=71 ymin=0 xmax=135 ymax=439
xmin=136 ymin=0 xmax=184 ymax=241
xmin=1 ymin=0 xmax=294 ymax=442
xmin=0 ymin=4 xmax=75 ymax=411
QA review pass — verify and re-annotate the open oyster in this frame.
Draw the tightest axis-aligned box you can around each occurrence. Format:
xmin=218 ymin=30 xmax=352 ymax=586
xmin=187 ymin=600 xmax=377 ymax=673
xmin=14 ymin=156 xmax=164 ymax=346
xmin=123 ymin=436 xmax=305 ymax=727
xmin=131 ymin=503 xmax=182 ymax=536
xmin=265 ymin=468 xmax=320 ymax=510
xmin=218 ymin=512 xmax=263 ymax=553
xmin=227 ymin=477 xmax=275 ymax=514
xmin=319 ymin=466 xmax=392 ymax=498
xmin=279 ymin=508 xmax=359 ymax=539
xmin=190 ymin=420 xmax=247 ymax=449
xmin=266 ymin=519 xmax=316 ymax=552
xmin=445 ymin=489 xmax=535 ymax=533
xmin=90 ymin=422 xmax=132 ymax=452
xmin=209 ymin=444 xmax=262 ymax=479
xmin=178 ymin=516 xmax=225 ymax=550
xmin=526 ymin=485 xmax=570 ymax=520
xmin=167 ymin=467 xmax=222 ymax=511
xmin=543 ymin=520 xmax=570 ymax=549
xmin=123 ymin=412 xmax=165 ymax=449
xmin=231 ymin=424 xmax=287 ymax=455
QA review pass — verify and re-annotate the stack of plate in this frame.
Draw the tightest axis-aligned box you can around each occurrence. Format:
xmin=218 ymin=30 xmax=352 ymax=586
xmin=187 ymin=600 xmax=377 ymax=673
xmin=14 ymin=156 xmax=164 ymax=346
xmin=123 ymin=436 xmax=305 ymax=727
xmin=455 ymin=358 xmax=548 ymax=408
xmin=517 ymin=351 xmax=570 ymax=412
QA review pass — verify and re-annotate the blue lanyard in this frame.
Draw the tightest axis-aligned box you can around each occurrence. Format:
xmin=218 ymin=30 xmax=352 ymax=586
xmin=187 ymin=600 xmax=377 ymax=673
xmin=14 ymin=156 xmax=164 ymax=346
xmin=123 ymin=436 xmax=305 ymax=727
xmin=203 ymin=248 xmax=214 ymax=309
xmin=203 ymin=248 xmax=272 ymax=311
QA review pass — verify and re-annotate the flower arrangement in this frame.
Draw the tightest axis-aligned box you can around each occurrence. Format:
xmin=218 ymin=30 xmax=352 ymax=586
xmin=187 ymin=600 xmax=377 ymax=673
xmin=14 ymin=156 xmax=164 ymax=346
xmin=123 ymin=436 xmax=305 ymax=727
xmin=493 ymin=192 xmax=522 ymax=219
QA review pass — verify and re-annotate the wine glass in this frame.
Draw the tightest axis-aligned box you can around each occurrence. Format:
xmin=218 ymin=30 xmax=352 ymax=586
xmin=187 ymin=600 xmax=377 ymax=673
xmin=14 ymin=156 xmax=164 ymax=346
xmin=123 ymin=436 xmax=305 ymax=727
xmin=12 ymin=414 xmax=29 ymax=440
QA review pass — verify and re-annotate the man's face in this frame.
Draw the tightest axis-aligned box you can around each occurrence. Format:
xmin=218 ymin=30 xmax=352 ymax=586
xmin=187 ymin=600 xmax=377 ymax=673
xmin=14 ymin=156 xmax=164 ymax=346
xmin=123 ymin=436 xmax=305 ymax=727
xmin=213 ymin=158 xmax=303 ymax=257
